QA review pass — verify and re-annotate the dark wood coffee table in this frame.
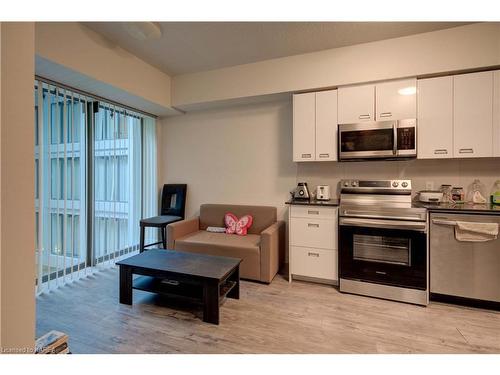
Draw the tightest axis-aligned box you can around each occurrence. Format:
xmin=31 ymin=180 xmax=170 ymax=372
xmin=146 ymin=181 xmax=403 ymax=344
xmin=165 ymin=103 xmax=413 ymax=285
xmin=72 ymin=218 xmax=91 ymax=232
xmin=116 ymin=249 xmax=241 ymax=325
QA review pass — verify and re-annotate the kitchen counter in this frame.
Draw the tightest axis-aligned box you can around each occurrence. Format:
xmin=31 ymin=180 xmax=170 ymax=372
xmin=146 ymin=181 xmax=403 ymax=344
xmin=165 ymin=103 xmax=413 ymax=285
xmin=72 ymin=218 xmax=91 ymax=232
xmin=285 ymin=198 xmax=340 ymax=207
xmin=413 ymin=201 xmax=500 ymax=215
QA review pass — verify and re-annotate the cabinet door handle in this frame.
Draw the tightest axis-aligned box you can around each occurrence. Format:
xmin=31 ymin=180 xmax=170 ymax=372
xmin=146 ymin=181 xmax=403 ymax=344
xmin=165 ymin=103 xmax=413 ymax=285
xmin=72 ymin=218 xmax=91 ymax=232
xmin=319 ymin=153 xmax=329 ymax=158
xmin=379 ymin=112 xmax=392 ymax=118
xmin=308 ymin=223 xmax=320 ymax=228
xmin=459 ymin=148 xmax=474 ymax=154
xmin=301 ymin=153 xmax=312 ymax=158
xmin=308 ymin=252 xmax=320 ymax=257
xmin=307 ymin=210 xmax=319 ymax=215
xmin=434 ymin=149 xmax=448 ymax=154
xmin=358 ymin=114 xmax=371 ymax=119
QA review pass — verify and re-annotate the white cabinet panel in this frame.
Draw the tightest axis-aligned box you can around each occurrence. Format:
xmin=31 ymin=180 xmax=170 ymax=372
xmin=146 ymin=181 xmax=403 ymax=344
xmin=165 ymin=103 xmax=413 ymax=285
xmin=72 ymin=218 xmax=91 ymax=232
xmin=291 ymin=247 xmax=337 ymax=281
xmin=290 ymin=217 xmax=336 ymax=250
xmin=290 ymin=205 xmax=336 ymax=220
xmin=494 ymin=71 xmax=500 ymax=157
xmin=338 ymin=84 xmax=375 ymax=124
xmin=376 ymin=79 xmax=417 ymax=121
xmin=453 ymin=71 xmax=494 ymax=158
xmin=293 ymin=92 xmax=316 ymax=161
xmin=417 ymin=76 xmax=454 ymax=159
xmin=315 ymin=90 xmax=338 ymax=161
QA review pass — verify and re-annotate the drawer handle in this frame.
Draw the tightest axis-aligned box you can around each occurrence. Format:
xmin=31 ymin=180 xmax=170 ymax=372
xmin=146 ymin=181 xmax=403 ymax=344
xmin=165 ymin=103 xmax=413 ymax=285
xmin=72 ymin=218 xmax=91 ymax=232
xmin=308 ymin=252 xmax=320 ymax=257
xmin=434 ymin=149 xmax=448 ymax=154
xmin=319 ymin=153 xmax=329 ymax=158
xmin=161 ymin=279 xmax=180 ymax=286
xmin=379 ymin=112 xmax=392 ymax=118
xmin=459 ymin=148 xmax=474 ymax=154
xmin=358 ymin=114 xmax=371 ymax=119
xmin=307 ymin=210 xmax=319 ymax=215
xmin=308 ymin=223 xmax=320 ymax=228
xmin=301 ymin=153 xmax=312 ymax=158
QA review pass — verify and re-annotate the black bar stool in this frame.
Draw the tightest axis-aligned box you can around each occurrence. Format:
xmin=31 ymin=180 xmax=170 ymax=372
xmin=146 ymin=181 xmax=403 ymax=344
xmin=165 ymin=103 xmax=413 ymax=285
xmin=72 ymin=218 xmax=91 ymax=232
xmin=139 ymin=184 xmax=187 ymax=252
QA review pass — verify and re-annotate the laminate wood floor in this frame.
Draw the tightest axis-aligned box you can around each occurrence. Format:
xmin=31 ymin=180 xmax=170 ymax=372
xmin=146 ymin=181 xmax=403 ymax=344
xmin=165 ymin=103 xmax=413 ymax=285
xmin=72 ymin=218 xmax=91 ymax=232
xmin=36 ymin=267 xmax=500 ymax=354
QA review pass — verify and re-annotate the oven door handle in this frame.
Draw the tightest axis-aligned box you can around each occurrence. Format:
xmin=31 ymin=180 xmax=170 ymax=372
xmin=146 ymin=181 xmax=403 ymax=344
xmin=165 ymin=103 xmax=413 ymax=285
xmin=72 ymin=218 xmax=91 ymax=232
xmin=393 ymin=122 xmax=398 ymax=155
xmin=340 ymin=217 xmax=427 ymax=232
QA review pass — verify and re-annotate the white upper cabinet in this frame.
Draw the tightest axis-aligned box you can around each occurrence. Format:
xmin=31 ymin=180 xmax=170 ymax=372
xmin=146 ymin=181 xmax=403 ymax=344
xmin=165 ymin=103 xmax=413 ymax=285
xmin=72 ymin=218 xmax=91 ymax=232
xmin=494 ymin=70 xmax=500 ymax=157
xmin=376 ymin=79 xmax=417 ymax=121
xmin=315 ymin=90 xmax=338 ymax=161
xmin=338 ymin=84 xmax=375 ymax=124
xmin=453 ymin=71 xmax=494 ymax=158
xmin=293 ymin=90 xmax=338 ymax=162
xmin=417 ymin=76 xmax=454 ymax=159
xmin=293 ymin=92 xmax=316 ymax=162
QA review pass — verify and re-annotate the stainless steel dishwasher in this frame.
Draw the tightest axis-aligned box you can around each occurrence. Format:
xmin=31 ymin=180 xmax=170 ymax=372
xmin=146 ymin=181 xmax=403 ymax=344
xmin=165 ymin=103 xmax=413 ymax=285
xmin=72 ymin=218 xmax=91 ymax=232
xmin=430 ymin=212 xmax=500 ymax=304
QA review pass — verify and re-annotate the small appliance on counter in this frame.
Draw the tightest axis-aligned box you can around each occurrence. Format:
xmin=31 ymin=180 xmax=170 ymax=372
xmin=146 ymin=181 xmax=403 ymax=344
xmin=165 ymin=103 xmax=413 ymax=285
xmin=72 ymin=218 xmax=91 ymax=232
xmin=491 ymin=180 xmax=500 ymax=205
xmin=417 ymin=190 xmax=443 ymax=203
xmin=292 ymin=182 xmax=310 ymax=200
xmin=316 ymin=185 xmax=331 ymax=201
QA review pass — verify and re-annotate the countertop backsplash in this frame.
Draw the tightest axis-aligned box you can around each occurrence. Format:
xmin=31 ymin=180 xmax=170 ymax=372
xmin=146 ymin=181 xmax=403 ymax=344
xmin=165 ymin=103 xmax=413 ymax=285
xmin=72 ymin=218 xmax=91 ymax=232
xmin=296 ymin=158 xmax=500 ymax=200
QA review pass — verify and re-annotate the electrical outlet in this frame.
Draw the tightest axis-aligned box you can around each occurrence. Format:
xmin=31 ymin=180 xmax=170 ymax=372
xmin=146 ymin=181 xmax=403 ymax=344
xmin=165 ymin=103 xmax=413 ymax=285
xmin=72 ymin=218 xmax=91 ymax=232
xmin=426 ymin=181 xmax=434 ymax=191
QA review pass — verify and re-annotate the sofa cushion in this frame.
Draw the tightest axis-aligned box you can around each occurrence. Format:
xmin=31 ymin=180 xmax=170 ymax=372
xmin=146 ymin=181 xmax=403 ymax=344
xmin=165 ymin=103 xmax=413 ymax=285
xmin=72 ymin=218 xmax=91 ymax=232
xmin=174 ymin=230 xmax=261 ymax=280
xmin=200 ymin=204 xmax=277 ymax=235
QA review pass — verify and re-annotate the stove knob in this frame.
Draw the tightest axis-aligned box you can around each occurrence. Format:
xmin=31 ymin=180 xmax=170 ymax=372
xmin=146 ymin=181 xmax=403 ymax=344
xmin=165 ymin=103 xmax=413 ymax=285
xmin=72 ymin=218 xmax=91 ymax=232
xmin=344 ymin=181 xmax=349 ymax=187
xmin=392 ymin=181 xmax=399 ymax=188
xmin=351 ymin=181 xmax=358 ymax=187
xmin=401 ymin=181 xmax=408 ymax=188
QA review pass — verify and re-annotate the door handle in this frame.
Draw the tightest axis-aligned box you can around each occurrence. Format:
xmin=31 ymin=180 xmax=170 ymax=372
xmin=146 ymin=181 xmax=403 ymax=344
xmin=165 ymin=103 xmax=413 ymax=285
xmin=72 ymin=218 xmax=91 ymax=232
xmin=319 ymin=153 xmax=330 ymax=158
xmin=358 ymin=114 xmax=371 ymax=119
xmin=301 ymin=153 xmax=312 ymax=158
xmin=308 ymin=252 xmax=320 ymax=257
xmin=459 ymin=148 xmax=474 ymax=154
xmin=308 ymin=223 xmax=320 ymax=228
xmin=307 ymin=210 xmax=319 ymax=215
xmin=379 ymin=112 xmax=392 ymax=118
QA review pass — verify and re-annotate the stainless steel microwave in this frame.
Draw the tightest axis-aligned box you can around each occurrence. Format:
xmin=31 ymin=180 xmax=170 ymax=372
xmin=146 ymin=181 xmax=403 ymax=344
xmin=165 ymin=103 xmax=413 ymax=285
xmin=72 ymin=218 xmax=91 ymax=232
xmin=338 ymin=119 xmax=417 ymax=161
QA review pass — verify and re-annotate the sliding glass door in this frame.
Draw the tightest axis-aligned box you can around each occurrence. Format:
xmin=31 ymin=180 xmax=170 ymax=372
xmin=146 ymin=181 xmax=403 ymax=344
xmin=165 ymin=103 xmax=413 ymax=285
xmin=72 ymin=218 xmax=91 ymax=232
xmin=92 ymin=104 xmax=142 ymax=266
xmin=35 ymin=79 xmax=157 ymax=294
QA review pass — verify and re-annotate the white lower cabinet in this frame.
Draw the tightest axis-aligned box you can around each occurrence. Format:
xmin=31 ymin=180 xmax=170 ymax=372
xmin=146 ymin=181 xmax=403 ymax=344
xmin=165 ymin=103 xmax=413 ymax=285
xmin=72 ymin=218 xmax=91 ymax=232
xmin=289 ymin=205 xmax=338 ymax=284
xmin=291 ymin=247 xmax=338 ymax=281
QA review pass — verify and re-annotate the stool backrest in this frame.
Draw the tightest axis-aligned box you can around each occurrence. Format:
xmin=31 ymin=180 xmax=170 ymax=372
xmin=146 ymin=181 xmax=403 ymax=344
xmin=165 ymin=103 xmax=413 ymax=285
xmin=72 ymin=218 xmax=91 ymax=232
xmin=160 ymin=184 xmax=187 ymax=218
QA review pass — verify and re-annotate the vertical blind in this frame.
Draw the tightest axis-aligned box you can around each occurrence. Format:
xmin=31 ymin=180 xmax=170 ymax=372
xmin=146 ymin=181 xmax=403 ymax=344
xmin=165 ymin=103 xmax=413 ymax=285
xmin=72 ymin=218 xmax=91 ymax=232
xmin=35 ymin=79 xmax=158 ymax=294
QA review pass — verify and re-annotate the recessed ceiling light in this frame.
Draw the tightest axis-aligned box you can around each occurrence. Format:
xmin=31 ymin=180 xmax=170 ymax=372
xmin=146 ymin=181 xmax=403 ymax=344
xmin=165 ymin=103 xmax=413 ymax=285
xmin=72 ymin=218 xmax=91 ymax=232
xmin=123 ymin=22 xmax=162 ymax=41
xmin=398 ymin=86 xmax=417 ymax=96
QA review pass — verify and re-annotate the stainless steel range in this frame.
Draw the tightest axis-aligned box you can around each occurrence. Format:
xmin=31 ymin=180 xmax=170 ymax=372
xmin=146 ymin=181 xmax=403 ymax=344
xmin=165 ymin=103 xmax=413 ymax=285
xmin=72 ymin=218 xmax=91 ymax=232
xmin=338 ymin=179 xmax=428 ymax=305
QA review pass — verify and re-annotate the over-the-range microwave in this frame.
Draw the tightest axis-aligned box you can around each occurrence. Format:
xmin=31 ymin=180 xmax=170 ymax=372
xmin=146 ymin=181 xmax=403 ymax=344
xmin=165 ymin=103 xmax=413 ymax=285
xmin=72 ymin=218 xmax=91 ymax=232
xmin=338 ymin=119 xmax=417 ymax=161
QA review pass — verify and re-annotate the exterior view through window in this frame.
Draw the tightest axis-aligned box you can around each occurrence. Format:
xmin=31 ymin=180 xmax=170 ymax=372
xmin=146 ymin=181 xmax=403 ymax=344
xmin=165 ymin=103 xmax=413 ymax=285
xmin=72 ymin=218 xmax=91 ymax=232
xmin=34 ymin=79 xmax=157 ymax=294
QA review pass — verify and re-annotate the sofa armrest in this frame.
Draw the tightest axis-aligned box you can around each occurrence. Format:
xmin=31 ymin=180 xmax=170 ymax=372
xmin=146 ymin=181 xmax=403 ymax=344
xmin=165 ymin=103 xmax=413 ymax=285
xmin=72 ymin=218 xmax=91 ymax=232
xmin=259 ymin=220 xmax=286 ymax=283
xmin=166 ymin=217 xmax=200 ymax=249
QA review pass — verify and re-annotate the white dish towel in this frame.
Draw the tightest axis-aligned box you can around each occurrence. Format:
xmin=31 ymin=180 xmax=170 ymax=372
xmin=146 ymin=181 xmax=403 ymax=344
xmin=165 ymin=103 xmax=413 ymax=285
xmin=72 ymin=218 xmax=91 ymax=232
xmin=454 ymin=221 xmax=499 ymax=242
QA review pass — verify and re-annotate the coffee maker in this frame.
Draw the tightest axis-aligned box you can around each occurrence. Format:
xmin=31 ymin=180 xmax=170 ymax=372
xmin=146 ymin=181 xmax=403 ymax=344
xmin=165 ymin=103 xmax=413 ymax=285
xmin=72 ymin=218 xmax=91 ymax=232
xmin=292 ymin=182 xmax=310 ymax=200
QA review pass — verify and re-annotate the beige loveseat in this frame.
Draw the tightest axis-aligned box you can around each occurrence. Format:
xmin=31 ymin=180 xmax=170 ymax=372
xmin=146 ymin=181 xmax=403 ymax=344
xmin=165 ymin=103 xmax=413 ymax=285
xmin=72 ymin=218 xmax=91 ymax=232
xmin=166 ymin=204 xmax=285 ymax=283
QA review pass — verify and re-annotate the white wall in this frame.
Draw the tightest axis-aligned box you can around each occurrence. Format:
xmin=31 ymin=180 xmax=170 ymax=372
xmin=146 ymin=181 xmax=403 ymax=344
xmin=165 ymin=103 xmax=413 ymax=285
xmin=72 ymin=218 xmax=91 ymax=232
xmin=35 ymin=22 xmax=175 ymax=116
xmin=0 ymin=22 xmax=36 ymax=352
xmin=159 ymin=99 xmax=297 ymax=221
xmin=297 ymin=158 xmax=500 ymax=200
xmin=173 ymin=23 xmax=500 ymax=108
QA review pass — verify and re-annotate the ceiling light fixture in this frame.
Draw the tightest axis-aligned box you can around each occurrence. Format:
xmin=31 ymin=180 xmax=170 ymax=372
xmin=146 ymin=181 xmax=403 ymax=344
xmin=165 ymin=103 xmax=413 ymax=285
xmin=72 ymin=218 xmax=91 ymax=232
xmin=123 ymin=22 xmax=162 ymax=41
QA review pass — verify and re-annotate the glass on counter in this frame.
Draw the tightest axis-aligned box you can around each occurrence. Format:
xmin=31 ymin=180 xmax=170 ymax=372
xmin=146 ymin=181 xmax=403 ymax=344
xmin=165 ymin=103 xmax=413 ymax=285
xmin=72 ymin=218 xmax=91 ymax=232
xmin=451 ymin=187 xmax=464 ymax=203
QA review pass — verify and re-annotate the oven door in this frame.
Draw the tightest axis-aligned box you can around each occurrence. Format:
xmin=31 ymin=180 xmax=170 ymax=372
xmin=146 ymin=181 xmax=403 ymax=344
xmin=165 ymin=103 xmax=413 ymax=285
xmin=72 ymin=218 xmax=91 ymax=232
xmin=339 ymin=121 xmax=396 ymax=160
xmin=339 ymin=217 xmax=427 ymax=290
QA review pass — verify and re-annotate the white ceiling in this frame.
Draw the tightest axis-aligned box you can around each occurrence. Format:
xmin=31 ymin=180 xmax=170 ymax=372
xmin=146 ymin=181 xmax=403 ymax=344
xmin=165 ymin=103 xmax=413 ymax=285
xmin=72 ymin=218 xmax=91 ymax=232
xmin=85 ymin=22 xmax=469 ymax=76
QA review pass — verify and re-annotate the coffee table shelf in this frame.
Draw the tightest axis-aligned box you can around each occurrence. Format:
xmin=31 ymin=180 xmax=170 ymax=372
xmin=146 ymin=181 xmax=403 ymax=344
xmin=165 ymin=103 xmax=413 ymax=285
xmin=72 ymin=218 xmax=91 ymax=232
xmin=133 ymin=276 xmax=203 ymax=304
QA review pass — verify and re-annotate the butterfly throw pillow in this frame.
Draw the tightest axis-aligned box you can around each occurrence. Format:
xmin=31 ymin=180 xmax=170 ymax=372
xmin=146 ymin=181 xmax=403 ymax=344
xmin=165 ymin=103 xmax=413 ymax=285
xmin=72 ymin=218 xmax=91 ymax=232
xmin=224 ymin=213 xmax=253 ymax=236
